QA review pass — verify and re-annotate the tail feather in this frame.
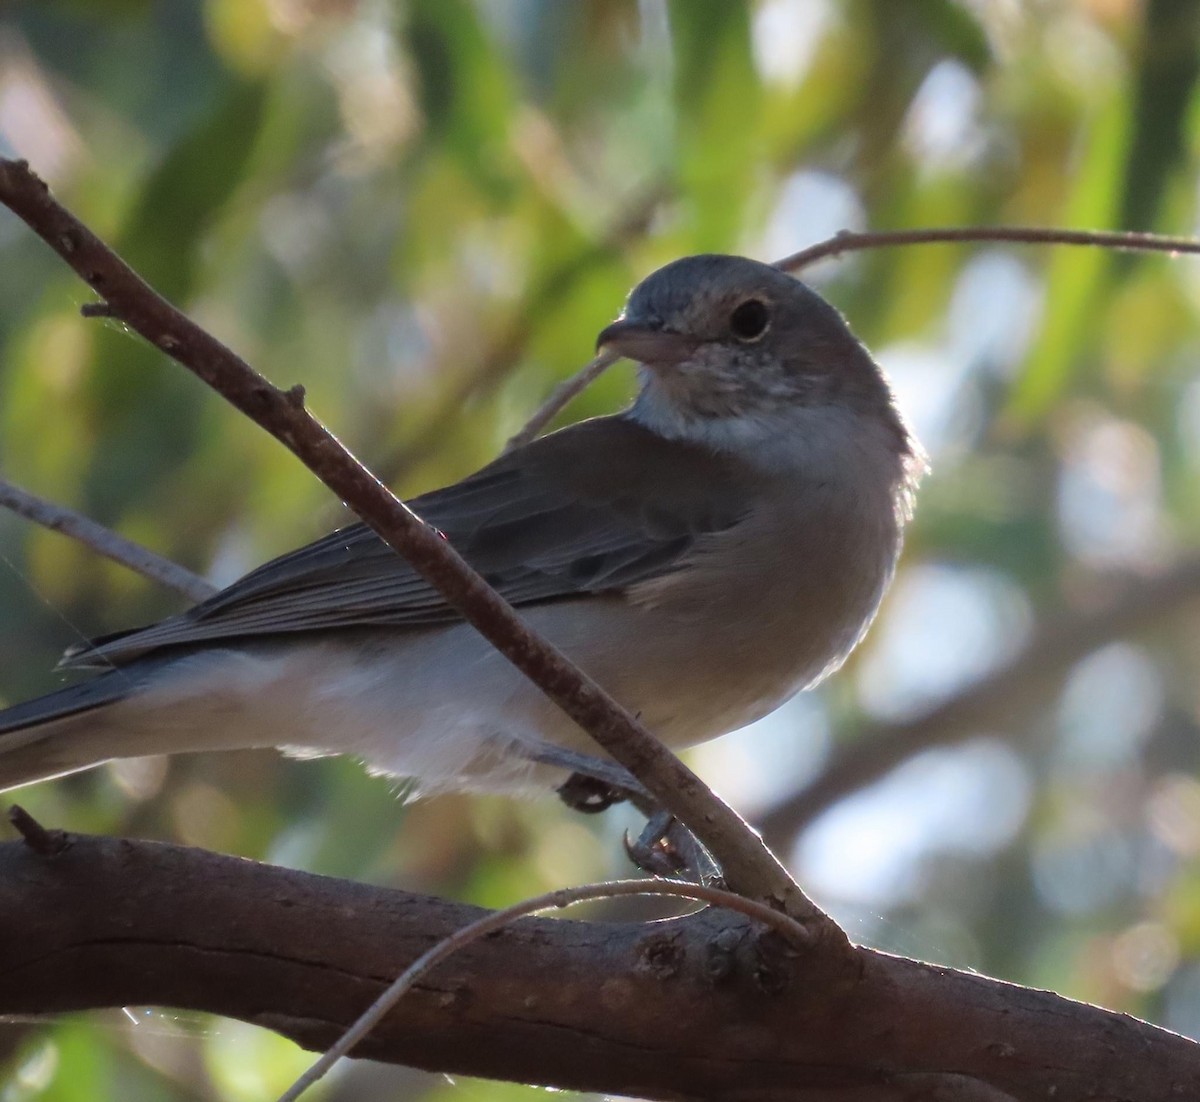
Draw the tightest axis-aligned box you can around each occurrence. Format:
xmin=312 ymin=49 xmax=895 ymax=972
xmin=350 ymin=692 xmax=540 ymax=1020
xmin=0 ymin=647 xmax=338 ymax=791
xmin=0 ymin=666 xmax=160 ymax=789
xmin=0 ymin=670 xmax=139 ymax=737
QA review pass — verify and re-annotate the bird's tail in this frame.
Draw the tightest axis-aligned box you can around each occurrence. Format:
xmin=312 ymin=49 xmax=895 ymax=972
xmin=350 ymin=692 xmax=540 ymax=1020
xmin=0 ymin=665 xmax=164 ymax=790
xmin=0 ymin=646 xmax=355 ymax=791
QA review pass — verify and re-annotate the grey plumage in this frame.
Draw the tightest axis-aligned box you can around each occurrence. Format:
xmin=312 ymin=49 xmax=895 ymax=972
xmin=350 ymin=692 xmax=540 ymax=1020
xmin=0 ymin=254 xmax=923 ymax=794
xmin=63 ymin=417 xmax=759 ymax=667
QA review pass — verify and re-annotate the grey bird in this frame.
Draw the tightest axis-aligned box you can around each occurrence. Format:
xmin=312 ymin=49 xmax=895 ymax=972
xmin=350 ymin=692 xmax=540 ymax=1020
xmin=0 ymin=255 xmax=923 ymax=798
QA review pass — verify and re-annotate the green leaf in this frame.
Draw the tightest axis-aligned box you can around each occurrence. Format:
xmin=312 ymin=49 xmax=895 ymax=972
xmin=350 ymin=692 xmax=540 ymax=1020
xmin=906 ymin=0 xmax=992 ymax=72
xmin=116 ymin=77 xmax=269 ymax=301
xmin=1006 ymin=91 xmax=1130 ymax=423
xmin=1118 ymin=0 xmax=1200 ymax=235
xmin=405 ymin=0 xmax=519 ymax=200
xmin=668 ymin=0 xmax=763 ymax=249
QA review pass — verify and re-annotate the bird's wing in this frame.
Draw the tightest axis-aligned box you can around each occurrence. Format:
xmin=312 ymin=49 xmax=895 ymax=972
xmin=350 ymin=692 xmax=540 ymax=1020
xmin=66 ymin=415 xmax=758 ymax=667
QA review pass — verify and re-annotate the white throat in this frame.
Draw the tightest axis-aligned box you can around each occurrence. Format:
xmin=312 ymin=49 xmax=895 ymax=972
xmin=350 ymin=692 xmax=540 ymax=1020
xmin=630 ymin=379 xmax=920 ymax=506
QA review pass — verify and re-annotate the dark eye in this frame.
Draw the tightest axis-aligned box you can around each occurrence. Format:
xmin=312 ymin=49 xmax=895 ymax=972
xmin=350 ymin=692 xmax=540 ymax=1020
xmin=729 ymin=299 xmax=770 ymax=341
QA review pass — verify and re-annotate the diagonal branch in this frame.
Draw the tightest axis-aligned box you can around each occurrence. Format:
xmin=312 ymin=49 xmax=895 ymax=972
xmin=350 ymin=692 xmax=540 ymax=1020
xmin=758 ymin=555 xmax=1200 ymax=847
xmin=505 ymin=348 xmax=618 ymax=452
xmin=0 ymin=476 xmax=216 ymax=603
xmin=0 ymin=158 xmax=824 ymax=931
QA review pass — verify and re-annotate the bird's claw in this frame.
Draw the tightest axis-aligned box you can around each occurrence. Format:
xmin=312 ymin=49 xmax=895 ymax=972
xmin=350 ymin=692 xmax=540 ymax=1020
xmin=552 ymin=764 xmax=718 ymax=882
xmin=624 ymin=810 xmax=716 ymax=881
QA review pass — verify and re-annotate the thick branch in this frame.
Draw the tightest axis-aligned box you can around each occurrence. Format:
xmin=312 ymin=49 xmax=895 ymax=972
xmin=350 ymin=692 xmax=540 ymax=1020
xmin=283 ymin=878 xmax=812 ymax=1101
xmin=0 ymin=158 xmax=814 ymax=924
xmin=759 ymin=556 xmax=1200 ymax=847
xmin=0 ymin=831 xmax=1194 ymax=1102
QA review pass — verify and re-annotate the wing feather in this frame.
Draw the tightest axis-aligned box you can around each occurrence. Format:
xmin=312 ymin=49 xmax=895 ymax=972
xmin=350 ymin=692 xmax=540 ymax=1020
xmin=66 ymin=415 xmax=757 ymax=668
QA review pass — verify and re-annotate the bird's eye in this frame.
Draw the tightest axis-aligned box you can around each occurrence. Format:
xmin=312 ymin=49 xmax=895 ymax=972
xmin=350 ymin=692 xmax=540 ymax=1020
xmin=729 ymin=299 xmax=770 ymax=341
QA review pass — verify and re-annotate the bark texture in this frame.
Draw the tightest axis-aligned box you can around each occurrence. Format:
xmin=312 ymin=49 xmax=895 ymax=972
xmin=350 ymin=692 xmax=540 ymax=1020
xmin=0 ymin=832 xmax=1195 ymax=1101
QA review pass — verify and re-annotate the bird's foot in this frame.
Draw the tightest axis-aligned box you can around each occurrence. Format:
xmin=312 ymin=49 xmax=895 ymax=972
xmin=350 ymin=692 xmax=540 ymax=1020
xmin=625 ymin=810 xmax=719 ymax=883
xmin=530 ymin=744 xmax=719 ymax=882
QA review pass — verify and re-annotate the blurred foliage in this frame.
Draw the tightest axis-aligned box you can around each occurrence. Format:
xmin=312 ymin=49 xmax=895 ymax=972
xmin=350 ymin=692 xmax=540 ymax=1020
xmin=3 ymin=0 xmax=1200 ymax=1098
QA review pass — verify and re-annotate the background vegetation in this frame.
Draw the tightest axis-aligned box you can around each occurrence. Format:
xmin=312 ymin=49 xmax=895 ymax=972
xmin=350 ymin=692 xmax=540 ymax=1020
xmin=3 ymin=0 xmax=1200 ymax=1098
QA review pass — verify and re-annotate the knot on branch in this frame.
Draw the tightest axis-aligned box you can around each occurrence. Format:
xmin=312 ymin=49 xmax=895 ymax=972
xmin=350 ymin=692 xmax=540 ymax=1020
xmin=751 ymin=929 xmax=802 ymax=996
xmin=7 ymin=805 xmax=70 ymax=857
xmin=703 ymin=925 xmax=747 ymax=984
xmin=636 ymin=931 xmax=685 ymax=980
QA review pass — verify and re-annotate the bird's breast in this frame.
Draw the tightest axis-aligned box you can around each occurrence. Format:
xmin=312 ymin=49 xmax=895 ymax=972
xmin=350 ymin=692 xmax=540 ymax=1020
xmin=592 ymin=482 xmax=902 ymax=746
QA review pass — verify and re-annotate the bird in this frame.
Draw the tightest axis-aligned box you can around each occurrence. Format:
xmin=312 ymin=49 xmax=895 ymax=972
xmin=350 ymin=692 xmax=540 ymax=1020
xmin=0 ymin=254 xmax=923 ymax=802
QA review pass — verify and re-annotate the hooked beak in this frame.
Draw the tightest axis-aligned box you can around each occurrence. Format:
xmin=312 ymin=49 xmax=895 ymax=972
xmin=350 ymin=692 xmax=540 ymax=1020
xmin=595 ymin=317 xmax=699 ymax=367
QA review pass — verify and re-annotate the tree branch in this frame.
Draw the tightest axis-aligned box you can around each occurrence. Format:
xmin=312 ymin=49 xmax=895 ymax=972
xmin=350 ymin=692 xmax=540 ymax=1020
xmin=0 ymin=830 xmax=1193 ymax=1102
xmin=376 ymin=183 xmax=667 ymax=483
xmin=505 ymin=349 xmax=617 ymax=451
xmin=283 ymin=878 xmax=810 ymax=1101
xmin=0 ymin=158 xmax=819 ymax=927
xmin=509 ymin=223 xmax=1200 ymax=452
xmin=773 ymin=224 xmax=1200 ymax=272
xmin=6 ymin=162 xmax=1200 ymax=1098
xmin=0 ymin=476 xmax=216 ymax=603
xmin=758 ymin=556 xmax=1200 ymax=847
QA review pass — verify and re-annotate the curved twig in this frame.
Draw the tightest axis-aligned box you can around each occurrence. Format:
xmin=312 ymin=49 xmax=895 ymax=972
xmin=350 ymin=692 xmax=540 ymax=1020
xmin=278 ymin=878 xmax=810 ymax=1102
xmin=506 ymin=224 xmax=1200 ymax=446
xmin=504 ymin=349 xmax=617 ymax=451
xmin=377 ymin=185 xmax=667 ymax=482
xmin=773 ymin=224 xmax=1200 ymax=272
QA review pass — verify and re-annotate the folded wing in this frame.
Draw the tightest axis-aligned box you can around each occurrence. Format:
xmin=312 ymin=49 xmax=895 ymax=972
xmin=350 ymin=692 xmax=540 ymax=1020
xmin=65 ymin=416 xmax=758 ymax=668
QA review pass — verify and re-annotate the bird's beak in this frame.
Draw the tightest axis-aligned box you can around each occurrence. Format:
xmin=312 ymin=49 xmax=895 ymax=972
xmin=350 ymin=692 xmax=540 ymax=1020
xmin=595 ymin=317 xmax=699 ymax=367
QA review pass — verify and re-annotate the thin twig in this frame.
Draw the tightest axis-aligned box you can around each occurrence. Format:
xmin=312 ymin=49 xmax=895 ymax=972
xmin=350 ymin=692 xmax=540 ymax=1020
xmin=505 ymin=224 xmax=1200 ymax=446
xmin=6 ymin=805 xmax=69 ymax=857
xmin=504 ymin=349 xmax=616 ymax=451
xmin=757 ymin=555 xmax=1200 ymax=847
xmin=773 ymin=224 xmax=1200 ymax=273
xmin=0 ymin=158 xmax=820 ymax=926
xmin=376 ymin=184 xmax=667 ymax=483
xmin=0 ymin=476 xmax=216 ymax=603
xmin=277 ymin=877 xmax=810 ymax=1102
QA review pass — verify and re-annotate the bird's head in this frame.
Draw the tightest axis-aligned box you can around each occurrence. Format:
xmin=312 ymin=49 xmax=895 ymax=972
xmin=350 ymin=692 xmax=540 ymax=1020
xmin=597 ymin=255 xmax=907 ymax=455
